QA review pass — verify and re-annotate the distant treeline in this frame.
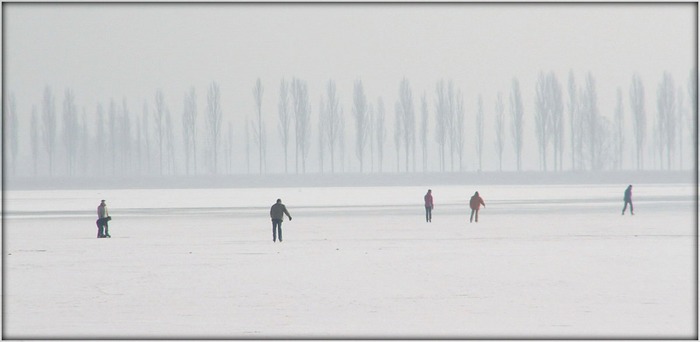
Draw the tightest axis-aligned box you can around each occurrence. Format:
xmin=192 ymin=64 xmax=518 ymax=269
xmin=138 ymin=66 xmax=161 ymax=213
xmin=4 ymin=69 xmax=697 ymax=179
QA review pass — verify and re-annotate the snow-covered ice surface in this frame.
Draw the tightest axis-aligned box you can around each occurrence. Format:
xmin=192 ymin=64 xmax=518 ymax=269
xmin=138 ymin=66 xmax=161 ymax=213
xmin=3 ymin=184 xmax=696 ymax=339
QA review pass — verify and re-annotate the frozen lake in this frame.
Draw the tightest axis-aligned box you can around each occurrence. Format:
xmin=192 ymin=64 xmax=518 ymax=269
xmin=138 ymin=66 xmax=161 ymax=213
xmin=3 ymin=183 xmax=696 ymax=339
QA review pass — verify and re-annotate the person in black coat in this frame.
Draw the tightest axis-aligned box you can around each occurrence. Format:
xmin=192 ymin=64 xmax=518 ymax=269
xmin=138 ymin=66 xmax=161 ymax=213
xmin=424 ymin=189 xmax=434 ymax=222
xmin=622 ymin=185 xmax=634 ymax=215
xmin=96 ymin=200 xmax=111 ymax=238
xmin=270 ymin=199 xmax=292 ymax=242
xmin=96 ymin=216 xmax=111 ymax=238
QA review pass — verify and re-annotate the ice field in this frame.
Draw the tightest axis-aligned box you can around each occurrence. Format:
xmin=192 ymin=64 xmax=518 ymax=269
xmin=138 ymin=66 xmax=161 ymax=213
xmin=3 ymin=183 xmax=697 ymax=339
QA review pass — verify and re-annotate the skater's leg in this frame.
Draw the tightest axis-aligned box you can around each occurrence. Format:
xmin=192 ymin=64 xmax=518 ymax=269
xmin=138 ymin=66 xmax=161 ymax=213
xmin=470 ymin=210 xmax=475 ymax=223
xmin=272 ymin=220 xmax=277 ymax=242
xmin=104 ymin=222 xmax=110 ymax=237
xmin=278 ymin=222 xmax=283 ymax=242
xmin=475 ymin=209 xmax=479 ymax=223
xmin=630 ymin=201 xmax=634 ymax=215
xmin=622 ymin=202 xmax=628 ymax=215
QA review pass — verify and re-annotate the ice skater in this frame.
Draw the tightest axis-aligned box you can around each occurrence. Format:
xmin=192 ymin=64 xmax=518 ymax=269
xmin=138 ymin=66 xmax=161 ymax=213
xmin=270 ymin=198 xmax=292 ymax=242
xmin=96 ymin=216 xmax=111 ymax=238
xmin=96 ymin=200 xmax=111 ymax=238
xmin=469 ymin=191 xmax=485 ymax=223
xmin=622 ymin=185 xmax=634 ymax=215
xmin=424 ymin=189 xmax=434 ymax=222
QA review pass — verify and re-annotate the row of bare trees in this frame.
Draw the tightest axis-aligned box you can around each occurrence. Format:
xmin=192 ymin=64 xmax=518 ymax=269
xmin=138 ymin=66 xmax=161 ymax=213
xmin=535 ymin=69 xmax=696 ymax=172
xmin=4 ymin=70 xmax=697 ymax=179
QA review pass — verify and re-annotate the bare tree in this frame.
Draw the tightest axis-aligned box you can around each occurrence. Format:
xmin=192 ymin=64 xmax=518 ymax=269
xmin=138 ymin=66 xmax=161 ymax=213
xmin=42 ymin=86 xmax=57 ymax=176
xmin=324 ymin=80 xmax=342 ymax=173
xmin=454 ymin=91 xmax=465 ymax=171
xmin=394 ymin=101 xmax=403 ymax=172
xmin=580 ymin=72 xmax=600 ymax=170
xmin=676 ymin=86 xmax=685 ymax=169
xmin=434 ymin=80 xmax=449 ymax=172
xmin=534 ymin=73 xmax=547 ymax=170
xmin=534 ymin=72 xmax=550 ymax=171
xmin=253 ymin=78 xmax=265 ymax=174
xmin=614 ymin=87 xmax=625 ymax=170
xmin=399 ymin=78 xmax=416 ymax=172
xmin=121 ymin=98 xmax=132 ymax=175
xmin=651 ymin=118 xmax=661 ymax=168
xmin=688 ymin=69 xmax=698 ymax=152
xmin=261 ymin=125 xmax=268 ymax=174
xmin=154 ymin=90 xmax=167 ymax=175
xmin=593 ymin=117 xmax=615 ymax=170
xmin=291 ymin=78 xmax=311 ymax=173
xmin=420 ymin=93 xmax=429 ymax=172
xmin=292 ymin=79 xmax=301 ymax=174
xmin=245 ymin=116 xmax=251 ymax=174
xmin=548 ymin=72 xmax=564 ymax=171
xmin=494 ymin=92 xmax=505 ymax=171
xmin=353 ymin=80 xmax=369 ymax=172
xmin=133 ymin=108 xmax=142 ymax=175
xmin=30 ymin=106 xmax=39 ymax=176
xmin=567 ymin=70 xmax=580 ymax=170
xmin=278 ymin=79 xmax=291 ymax=173
xmin=630 ymin=73 xmax=646 ymax=170
xmin=476 ymin=94 xmax=485 ymax=171
xmin=226 ymin=122 xmax=234 ymax=174
xmin=446 ymin=81 xmax=457 ymax=171
xmin=657 ymin=71 xmax=676 ymax=170
xmin=182 ymin=90 xmax=193 ymax=175
xmin=141 ymin=101 xmax=151 ymax=175
xmin=80 ymin=110 xmax=90 ymax=176
xmin=318 ymin=96 xmax=327 ymax=173
xmin=182 ymin=87 xmax=198 ymax=175
xmin=206 ymin=82 xmax=223 ymax=174
xmin=375 ymin=97 xmax=386 ymax=173
xmin=6 ymin=93 xmax=18 ymax=175
xmin=165 ymin=108 xmax=176 ymax=175
xmin=339 ymin=110 xmax=347 ymax=172
xmin=96 ymin=104 xmax=106 ymax=175
xmin=109 ymin=99 xmax=118 ymax=175
xmin=509 ymin=78 xmax=524 ymax=172
xmin=367 ymin=104 xmax=375 ymax=173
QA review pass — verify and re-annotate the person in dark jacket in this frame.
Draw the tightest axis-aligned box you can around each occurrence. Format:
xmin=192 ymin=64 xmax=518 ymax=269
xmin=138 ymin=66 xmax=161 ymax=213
xmin=96 ymin=216 xmax=111 ymax=238
xmin=96 ymin=200 xmax=111 ymax=238
xmin=424 ymin=189 xmax=434 ymax=222
xmin=270 ymin=199 xmax=292 ymax=242
xmin=622 ymin=185 xmax=634 ymax=215
xmin=469 ymin=191 xmax=486 ymax=223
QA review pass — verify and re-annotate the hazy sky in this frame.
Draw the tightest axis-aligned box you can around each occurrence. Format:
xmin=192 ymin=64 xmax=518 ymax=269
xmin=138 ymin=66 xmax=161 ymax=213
xmin=3 ymin=3 xmax=696 ymax=172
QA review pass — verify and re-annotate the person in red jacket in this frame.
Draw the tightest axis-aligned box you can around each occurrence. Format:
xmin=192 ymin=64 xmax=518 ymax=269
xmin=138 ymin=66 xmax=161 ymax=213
xmin=469 ymin=191 xmax=485 ymax=223
xmin=424 ymin=189 xmax=434 ymax=222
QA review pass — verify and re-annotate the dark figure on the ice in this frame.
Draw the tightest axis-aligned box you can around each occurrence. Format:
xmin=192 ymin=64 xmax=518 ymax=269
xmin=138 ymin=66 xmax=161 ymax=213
xmin=424 ymin=189 xmax=434 ymax=222
xmin=270 ymin=199 xmax=292 ymax=242
xmin=96 ymin=216 xmax=111 ymax=238
xmin=622 ymin=185 xmax=634 ymax=215
xmin=97 ymin=200 xmax=111 ymax=238
xmin=469 ymin=191 xmax=486 ymax=223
